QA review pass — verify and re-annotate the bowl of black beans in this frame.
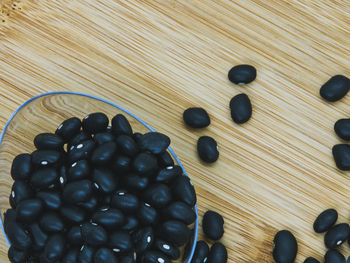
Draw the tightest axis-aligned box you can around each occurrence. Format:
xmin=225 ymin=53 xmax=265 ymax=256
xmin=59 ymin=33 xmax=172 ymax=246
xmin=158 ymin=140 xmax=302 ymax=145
xmin=0 ymin=91 xmax=199 ymax=263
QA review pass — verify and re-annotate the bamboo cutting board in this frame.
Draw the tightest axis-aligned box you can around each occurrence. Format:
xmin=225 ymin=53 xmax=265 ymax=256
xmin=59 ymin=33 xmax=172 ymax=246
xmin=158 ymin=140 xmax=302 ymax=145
xmin=1 ymin=0 xmax=350 ymax=262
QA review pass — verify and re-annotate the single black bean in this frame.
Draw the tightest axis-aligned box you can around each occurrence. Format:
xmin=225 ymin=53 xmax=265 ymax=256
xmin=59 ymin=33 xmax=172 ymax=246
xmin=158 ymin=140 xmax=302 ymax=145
xmin=207 ymin=242 xmax=227 ymax=263
xmin=183 ymin=108 xmax=210 ymax=128
xmin=94 ymin=248 xmax=118 ymax=263
xmin=120 ymin=255 xmax=134 ymax=263
xmin=155 ymin=166 xmax=182 ymax=183
xmin=44 ymin=234 xmax=65 ymax=261
xmin=36 ymin=191 xmax=61 ymax=210
xmin=94 ymin=132 xmax=115 ymax=145
xmin=228 ymin=64 xmax=257 ymax=84
xmin=133 ymin=132 xmax=143 ymax=143
xmin=162 ymin=201 xmax=196 ymax=225
xmin=116 ymin=135 xmax=138 ymax=157
xmin=313 ymin=208 xmax=338 ymax=233
xmin=202 ymin=210 xmax=224 ymax=240
xmin=55 ymin=117 xmax=81 ymax=142
xmin=16 ymin=198 xmax=43 ymax=223
xmin=332 ymin=144 xmax=350 ymax=170
xmin=30 ymin=168 xmax=58 ymax=190
xmin=111 ymin=191 xmax=139 ymax=214
xmin=143 ymin=184 xmax=172 ymax=208
xmin=154 ymin=239 xmax=179 ymax=260
xmin=157 ymin=151 xmax=174 ymax=168
xmin=28 ymin=223 xmax=48 ymax=251
xmin=78 ymin=196 xmax=98 ymax=212
xmin=111 ymin=155 xmax=131 ymax=174
xmin=273 ymin=230 xmax=297 ymax=263
xmin=123 ymin=173 xmax=149 ymax=191
xmin=139 ymin=132 xmax=170 ymax=155
xmin=304 ymin=257 xmax=320 ymax=263
xmin=109 ymin=231 xmax=133 ymax=253
xmin=11 ymin=180 xmax=33 ymax=207
xmin=132 ymin=227 xmax=154 ymax=254
xmin=92 ymin=168 xmax=117 ymax=194
xmin=197 ymin=136 xmax=219 ymax=163
xmin=6 ymin=222 xmax=32 ymax=249
xmin=34 ymin=133 xmax=64 ymax=151
xmin=67 ymin=225 xmax=83 ymax=246
xmin=138 ymin=203 xmax=158 ymax=225
xmin=190 ymin=241 xmax=209 ymax=263
xmin=324 ymin=250 xmax=345 ymax=263
xmin=60 ymin=205 xmax=86 ymax=223
xmin=68 ymin=160 xmax=90 ymax=181
xmin=82 ymin=112 xmax=109 ymax=134
xmin=11 ymin=153 xmax=32 ymax=180
xmin=334 ymin=119 xmax=350 ymax=140
xmin=79 ymin=245 xmax=96 ymax=263
xmin=112 ymin=114 xmax=133 ymax=136
xmin=141 ymin=251 xmax=171 ymax=263
xmin=172 ymin=176 xmax=196 ymax=207
xmin=39 ymin=212 xmax=64 ymax=233
xmin=81 ymin=223 xmax=108 ymax=247
xmin=132 ymin=152 xmax=158 ymax=175
xmin=91 ymin=142 xmax=117 ymax=165
xmin=159 ymin=220 xmax=191 ymax=246
xmin=230 ymin=93 xmax=252 ymax=124
xmin=62 ymin=249 xmax=79 ymax=263
xmin=320 ymin=75 xmax=350 ymax=102
xmin=325 ymin=223 xmax=350 ymax=249
xmin=92 ymin=208 xmax=125 ymax=230
xmin=68 ymin=139 xmax=95 ymax=164
xmin=62 ymin=179 xmax=93 ymax=204
xmin=4 ymin=209 xmax=16 ymax=233
xmin=32 ymin=150 xmax=61 ymax=167
xmin=68 ymin=131 xmax=91 ymax=149
xmin=121 ymin=216 xmax=139 ymax=232
xmin=8 ymin=246 xmax=28 ymax=263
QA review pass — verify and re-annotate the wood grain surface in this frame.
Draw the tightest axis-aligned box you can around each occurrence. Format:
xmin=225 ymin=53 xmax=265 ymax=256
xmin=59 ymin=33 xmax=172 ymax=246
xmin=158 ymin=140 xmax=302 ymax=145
xmin=1 ymin=0 xmax=350 ymax=262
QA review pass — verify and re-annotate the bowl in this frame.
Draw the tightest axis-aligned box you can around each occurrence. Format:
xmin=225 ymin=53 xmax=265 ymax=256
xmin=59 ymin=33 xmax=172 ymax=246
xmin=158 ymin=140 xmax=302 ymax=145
xmin=0 ymin=91 xmax=198 ymax=262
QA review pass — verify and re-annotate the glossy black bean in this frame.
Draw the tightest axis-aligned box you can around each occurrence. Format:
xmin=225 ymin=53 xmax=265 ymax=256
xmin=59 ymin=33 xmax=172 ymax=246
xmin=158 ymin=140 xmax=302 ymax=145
xmin=183 ymin=108 xmax=210 ymax=128
xmin=325 ymin=223 xmax=350 ymax=249
xmin=55 ymin=117 xmax=81 ymax=141
xmin=94 ymin=248 xmax=118 ymax=263
xmin=30 ymin=168 xmax=58 ymax=190
xmin=67 ymin=225 xmax=83 ymax=246
xmin=8 ymin=246 xmax=28 ymax=263
xmin=120 ymin=255 xmax=134 ymax=263
xmin=11 ymin=180 xmax=33 ymax=207
xmin=81 ymin=223 xmax=108 ymax=247
xmin=32 ymin=150 xmax=61 ymax=167
xmin=230 ymin=93 xmax=252 ymax=124
xmin=159 ymin=220 xmax=191 ymax=246
xmin=92 ymin=208 xmax=125 ymax=230
xmin=304 ymin=257 xmax=320 ymax=263
xmin=157 ymin=151 xmax=174 ymax=168
xmin=132 ymin=152 xmax=158 ymax=175
xmin=202 ymin=210 xmax=224 ymax=240
xmin=111 ymin=191 xmax=139 ymax=214
xmin=190 ymin=241 xmax=209 ymax=263
xmin=172 ymin=176 xmax=196 ymax=207
xmin=141 ymin=251 xmax=171 ymax=263
xmin=62 ymin=249 xmax=79 ymax=263
xmin=111 ymin=155 xmax=131 ymax=174
xmin=313 ymin=208 xmax=338 ymax=233
xmin=273 ymin=230 xmax=297 ymax=263
xmin=332 ymin=144 xmax=350 ymax=170
xmin=92 ymin=168 xmax=118 ymax=194
xmin=6 ymin=222 xmax=32 ymax=249
xmin=44 ymin=234 xmax=65 ymax=261
xmin=79 ymin=245 xmax=96 ymax=263
xmin=109 ymin=231 xmax=133 ymax=253
xmin=123 ymin=173 xmax=149 ymax=191
xmin=197 ymin=136 xmax=219 ymax=163
xmin=59 ymin=165 xmax=68 ymax=187
xmin=133 ymin=132 xmax=143 ymax=143
xmin=121 ymin=216 xmax=139 ymax=231
xmin=155 ymin=166 xmax=182 ymax=183
xmin=143 ymin=184 xmax=172 ymax=208
xmin=335 ymin=119 xmax=350 ymax=140
xmin=11 ymin=153 xmax=32 ymax=180
xmin=320 ymin=75 xmax=350 ymax=102
xmin=78 ymin=196 xmax=98 ymax=212
xmin=207 ymin=242 xmax=227 ymax=263
xmin=94 ymin=132 xmax=115 ymax=145
xmin=116 ymin=135 xmax=138 ymax=157
xmin=82 ymin=113 xmax=109 ymax=134
xmin=91 ymin=142 xmax=117 ymax=165
xmin=60 ymin=205 xmax=86 ymax=223
xmin=28 ymin=223 xmax=48 ymax=251
xmin=324 ymin=250 xmax=345 ymax=263
xmin=4 ymin=209 xmax=16 ymax=233
xmin=39 ymin=212 xmax=64 ymax=233
xmin=16 ymin=198 xmax=43 ymax=223
xmin=68 ymin=140 xmax=95 ymax=164
xmin=228 ymin=64 xmax=256 ymax=84
xmin=36 ymin=191 xmax=61 ymax=210
xmin=68 ymin=131 xmax=91 ymax=149
xmin=34 ymin=133 xmax=64 ymax=151
xmin=154 ymin=239 xmax=179 ymax=260
xmin=132 ymin=227 xmax=154 ymax=254
xmin=138 ymin=203 xmax=158 ymax=225
xmin=68 ymin=160 xmax=90 ymax=181
xmin=112 ymin=114 xmax=133 ymax=136
xmin=63 ymin=179 xmax=93 ymax=204
xmin=162 ymin=201 xmax=196 ymax=225
xmin=139 ymin=132 xmax=170 ymax=155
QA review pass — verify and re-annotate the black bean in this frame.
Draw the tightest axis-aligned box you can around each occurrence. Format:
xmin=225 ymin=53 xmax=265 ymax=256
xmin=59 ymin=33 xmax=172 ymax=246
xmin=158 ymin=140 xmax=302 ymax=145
xmin=162 ymin=201 xmax=196 ymax=225
xmin=11 ymin=180 xmax=33 ymax=207
xmin=16 ymin=198 xmax=43 ymax=223
xmin=183 ymin=108 xmax=210 ymax=128
xmin=157 ymin=151 xmax=174 ymax=168
xmin=55 ymin=117 xmax=81 ymax=141
xmin=155 ymin=166 xmax=182 ymax=183
xmin=273 ymin=230 xmax=297 ymax=263
xmin=132 ymin=227 xmax=154 ymax=254
xmin=31 ymin=150 xmax=61 ymax=167
xmin=304 ymin=257 xmax=320 ymax=263
xmin=324 ymin=250 xmax=345 ymax=263
xmin=202 ymin=210 xmax=224 ymax=240
xmin=183 ymin=229 xmax=194 ymax=261
xmin=6 ymin=222 xmax=32 ymax=249
xmin=154 ymin=239 xmax=179 ymax=260
xmin=109 ymin=231 xmax=133 ymax=253
xmin=123 ymin=173 xmax=149 ymax=191
xmin=207 ymin=242 xmax=227 ymax=263
xmin=230 ymin=93 xmax=252 ymax=124
xmin=172 ymin=176 xmax=196 ymax=207
xmin=120 ymin=255 xmax=134 ymax=263
xmin=138 ymin=203 xmax=158 ymax=226
xmin=197 ymin=136 xmax=219 ymax=163
xmin=79 ymin=245 xmax=96 ymax=263
xmin=94 ymin=248 xmax=118 ymax=263
xmin=313 ymin=208 xmax=338 ymax=233
xmin=68 ymin=160 xmax=90 ymax=181
xmin=133 ymin=132 xmax=143 ymax=143
xmin=9 ymin=195 xmax=16 ymax=209
xmin=8 ymin=246 xmax=28 ymax=263
xmin=39 ymin=212 xmax=64 ymax=233
xmin=68 ymin=131 xmax=91 ymax=149
xmin=82 ymin=112 xmax=109 ymax=134
xmin=116 ymin=135 xmax=138 ymax=157
xmin=320 ymin=75 xmax=350 ymax=102
xmin=91 ymin=142 xmax=117 ymax=165
xmin=27 ymin=256 xmax=39 ymax=263
xmin=101 ymin=195 xmax=112 ymax=207
xmin=334 ymin=119 xmax=350 ymax=140
xmin=11 ymin=153 xmax=32 ymax=180
xmin=59 ymin=165 xmax=68 ymax=188
xmin=34 ymin=133 xmax=64 ymax=151
xmin=325 ymin=223 xmax=350 ymax=249
xmin=159 ymin=220 xmax=191 ymax=246
xmin=94 ymin=132 xmax=115 ymax=145
xmin=111 ymin=191 xmax=139 ymax=214
xmin=60 ymin=205 xmax=86 ymax=223
xmin=44 ymin=234 xmax=65 ymax=261
xmin=133 ymin=152 xmax=158 ymax=175
xmin=92 ymin=208 xmax=125 ymax=230
xmin=228 ymin=64 xmax=256 ymax=84
xmin=111 ymin=155 xmax=131 ymax=174
xmin=67 ymin=225 xmax=83 ymax=246
xmin=191 ymin=241 xmax=209 ymax=263
xmin=121 ymin=216 xmax=139 ymax=232
xmin=139 ymin=132 xmax=170 ymax=155
xmin=332 ymin=144 xmax=350 ymax=170
xmin=62 ymin=179 xmax=93 ymax=204
xmin=36 ymin=191 xmax=61 ymax=210
xmin=4 ymin=209 xmax=16 ymax=233
xmin=143 ymin=184 xmax=172 ymax=208
xmin=78 ymin=196 xmax=98 ymax=212
xmin=141 ymin=251 xmax=171 ymax=263
xmin=112 ymin=114 xmax=133 ymax=136
xmin=28 ymin=223 xmax=48 ymax=251
xmin=68 ymin=139 xmax=95 ymax=164
xmin=62 ymin=249 xmax=79 ymax=263
xmin=31 ymin=168 xmax=58 ymax=190
xmin=81 ymin=223 xmax=108 ymax=247
xmin=92 ymin=168 xmax=118 ymax=194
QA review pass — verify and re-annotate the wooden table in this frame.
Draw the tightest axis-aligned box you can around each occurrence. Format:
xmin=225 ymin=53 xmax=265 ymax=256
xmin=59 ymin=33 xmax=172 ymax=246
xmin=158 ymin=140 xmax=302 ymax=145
xmin=1 ymin=1 xmax=350 ymax=262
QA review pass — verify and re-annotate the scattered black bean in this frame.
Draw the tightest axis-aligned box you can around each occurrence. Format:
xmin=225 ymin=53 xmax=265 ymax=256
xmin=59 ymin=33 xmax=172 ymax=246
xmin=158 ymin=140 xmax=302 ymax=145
xmin=31 ymin=150 xmax=61 ymax=167
xmin=139 ymin=132 xmax=171 ymax=154
xmin=67 ymin=160 xmax=90 ymax=181
xmin=230 ymin=93 xmax=252 ymax=124
xmin=123 ymin=173 xmax=149 ymax=191
xmin=111 ymin=191 xmax=139 ymax=214
xmin=313 ymin=208 xmax=338 ymax=233
xmin=60 ymin=205 xmax=86 ymax=223
xmin=34 ymin=133 xmax=64 ymax=151
xmin=112 ymin=114 xmax=133 ymax=136
xmin=332 ymin=144 xmax=350 ymax=170
xmin=28 ymin=223 xmax=48 ymax=251
xmin=159 ymin=220 xmax=191 ymax=246
xmin=334 ymin=119 xmax=350 ymax=140
xmin=202 ymin=210 xmax=224 ymax=240
xmin=109 ymin=231 xmax=133 ymax=253
xmin=190 ymin=240 xmax=209 ymax=263
xmin=39 ymin=212 xmax=64 ymax=233
xmin=157 ymin=151 xmax=174 ymax=167
xmin=117 ymin=135 xmax=138 ymax=157
xmin=11 ymin=153 xmax=31 ymax=180
xmin=94 ymin=132 xmax=115 ymax=145
xmin=68 ymin=131 xmax=91 ymax=149
xmin=43 ymin=234 xmax=65 ymax=261
xmin=121 ymin=216 xmax=139 ymax=232
xmin=228 ymin=64 xmax=257 ymax=84
xmin=143 ymin=184 xmax=172 ymax=208
xmin=6 ymin=222 xmax=32 ymax=249
xmin=197 ymin=136 xmax=219 ymax=163
xmin=82 ymin=112 xmax=109 ymax=134
xmin=16 ymin=198 xmax=43 ymax=223
xmin=154 ymin=239 xmax=180 ymax=260
xmin=81 ymin=222 xmax=108 ymax=247
xmin=172 ymin=176 xmax=196 ymax=207
xmin=36 ymin=191 xmax=61 ymax=211
xmin=207 ymin=242 xmax=227 ymax=263
xmin=62 ymin=179 xmax=93 ymax=204
xmin=67 ymin=225 xmax=83 ymax=246
xmin=155 ymin=165 xmax=182 ymax=183
xmin=320 ymin=75 xmax=350 ymax=102
xmin=162 ymin=201 xmax=196 ymax=225
xmin=92 ymin=208 xmax=125 ymax=230
xmin=132 ymin=226 xmax=154 ymax=254
xmin=30 ymin=168 xmax=58 ymax=190
xmin=324 ymin=250 xmax=346 ymax=263
xmin=183 ymin=107 xmax=211 ymax=128
xmin=8 ymin=246 xmax=28 ymax=263
xmin=10 ymin=180 xmax=33 ymax=207
xmin=62 ymin=249 xmax=79 ymax=263
xmin=111 ymin=155 xmax=131 ymax=174
xmin=324 ymin=223 xmax=350 ymax=249
xmin=68 ymin=139 xmax=95 ymax=164
xmin=55 ymin=117 xmax=81 ymax=141
xmin=78 ymin=196 xmax=98 ymax=212
xmin=94 ymin=248 xmax=118 ymax=263
xmin=138 ymin=202 xmax=158 ymax=225
xmin=133 ymin=132 xmax=143 ymax=143
xmin=141 ymin=250 xmax=171 ymax=263
xmin=273 ymin=230 xmax=297 ymax=263
xmin=133 ymin=152 xmax=158 ymax=175
xmin=92 ymin=168 xmax=118 ymax=194
xmin=90 ymin=142 xmax=117 ymax=165
xmin=79 ymin=245 xmax=96 ymax=263
xmin=304 ymin=257 xmax=320 ymax=263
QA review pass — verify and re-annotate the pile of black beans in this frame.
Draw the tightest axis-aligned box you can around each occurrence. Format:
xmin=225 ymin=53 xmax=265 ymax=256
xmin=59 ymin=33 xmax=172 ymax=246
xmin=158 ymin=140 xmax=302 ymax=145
xmin=273 ymin=208 xmax=350 ymax=263
xmin=3 ymin=112 xmax=198 ymax=263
